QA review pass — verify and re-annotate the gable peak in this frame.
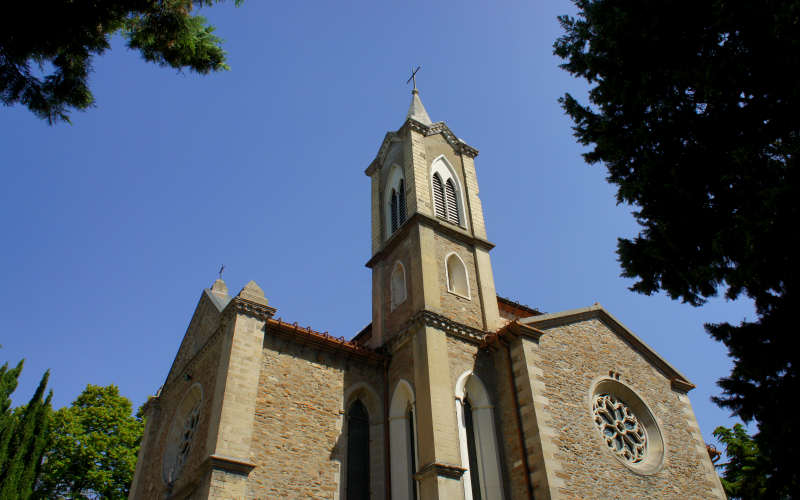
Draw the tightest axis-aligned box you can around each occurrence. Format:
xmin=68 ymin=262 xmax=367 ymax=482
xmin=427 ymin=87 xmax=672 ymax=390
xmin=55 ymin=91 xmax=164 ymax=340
xmin=237 ymin=280 xmax=269 ymax=306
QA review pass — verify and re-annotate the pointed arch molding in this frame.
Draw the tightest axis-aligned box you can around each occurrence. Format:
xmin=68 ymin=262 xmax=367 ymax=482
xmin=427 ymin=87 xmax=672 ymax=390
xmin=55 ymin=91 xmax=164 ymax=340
xmin=445 ymin=251 xmax=471 ymax=299
xmin=430 ymin=155 xmax=468 ymax=230
xmin=389 ymin=379 xmax=419 ymax=500
xmin=365 ymin=122 xmax=478 ymax=177
xmin=384 ymin=164 xmax=406 ymax=239
xmin=454 ymin=371 xmax=505 ymax=500
xmin=343 ymin=382 xmax=382 ymax=424
xmin=390 ymin=261 xmax=407 ymax=310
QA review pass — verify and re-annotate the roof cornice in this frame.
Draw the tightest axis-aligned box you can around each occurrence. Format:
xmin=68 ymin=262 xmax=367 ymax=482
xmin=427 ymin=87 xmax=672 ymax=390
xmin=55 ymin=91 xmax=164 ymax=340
xmin=366 ymin=211 xmax=494 ymax=268
xmin=520 ymin=304 xmax=695 ymax=392
xmin=365 ymin=118 xmax=479 ymax=176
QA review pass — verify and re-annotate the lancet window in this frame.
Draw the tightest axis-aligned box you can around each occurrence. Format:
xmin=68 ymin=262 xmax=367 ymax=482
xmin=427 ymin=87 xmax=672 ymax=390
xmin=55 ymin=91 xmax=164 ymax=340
xmin=346 ymin=400 xmax=370 ymax=500
xmin=430 ymin=156 xmax=465 ymax=227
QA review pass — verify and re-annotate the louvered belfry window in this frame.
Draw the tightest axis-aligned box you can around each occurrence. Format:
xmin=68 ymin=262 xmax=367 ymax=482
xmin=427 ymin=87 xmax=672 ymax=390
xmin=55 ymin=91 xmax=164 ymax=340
xmin=398 ymin=179 xmax=407 ymax=225
xmin=445 ymin=179 xmax=459 ymax=225
xmin=432 ymin=173 xmax=446 ymax=219
xmin=390 ymin=189 xmax=399 ymax=233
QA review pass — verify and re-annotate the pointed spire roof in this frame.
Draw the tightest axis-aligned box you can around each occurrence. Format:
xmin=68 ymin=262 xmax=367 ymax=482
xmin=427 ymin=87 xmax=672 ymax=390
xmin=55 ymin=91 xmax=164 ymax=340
xmin=407 ymin=89 xmax=432 ymax=125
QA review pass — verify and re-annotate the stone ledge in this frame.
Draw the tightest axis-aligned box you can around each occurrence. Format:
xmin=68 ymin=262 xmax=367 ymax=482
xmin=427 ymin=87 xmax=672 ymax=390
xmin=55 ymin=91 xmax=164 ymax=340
xmin=203 ymin=454 xmax=257 ymax=476
xmin=414 ymin=461 xmax=467 ymax=480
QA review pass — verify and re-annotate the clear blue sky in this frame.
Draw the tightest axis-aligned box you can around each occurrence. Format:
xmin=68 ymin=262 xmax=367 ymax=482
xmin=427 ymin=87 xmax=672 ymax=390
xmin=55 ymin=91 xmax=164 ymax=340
xmin=0 ymin=1 xmax=752 ymax=448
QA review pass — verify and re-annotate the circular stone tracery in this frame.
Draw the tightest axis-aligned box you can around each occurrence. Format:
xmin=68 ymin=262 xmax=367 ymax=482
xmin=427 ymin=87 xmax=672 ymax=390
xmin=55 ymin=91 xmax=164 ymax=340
xmin=162 ymin=383 xmax=203 ymax=486
xmin=593 ymin=393 xmax=647 ymax=464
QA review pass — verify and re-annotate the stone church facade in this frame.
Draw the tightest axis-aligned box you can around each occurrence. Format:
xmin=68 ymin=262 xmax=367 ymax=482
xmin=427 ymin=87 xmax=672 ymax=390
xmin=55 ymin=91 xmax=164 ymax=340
xmin=129 ymin=90 xmax=726 ymax=499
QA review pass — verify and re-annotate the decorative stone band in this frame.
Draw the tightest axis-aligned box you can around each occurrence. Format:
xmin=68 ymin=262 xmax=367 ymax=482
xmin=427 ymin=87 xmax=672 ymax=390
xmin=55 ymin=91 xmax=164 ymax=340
xmin=231 ymin=297 xmax=277 ymax=321
xmin=670 ymin=378 xmax=695 ymax=394
xmin=265 ymin=317 xmax=386 ymax=365
xmin=406 ymin=119 xmax=479 ymax=158
xmin=480 ymin=320 xmax=546 ymax=350
xmin=414 ymin=461 xmax=467 ymax=480
xmin=366 ymin=211 xmax=494 ymax=269
xmin=202 ymin=454 xmax=257 ymax=476
xmin=365 ymin=118 xmax=479 ymax=176
xmin=163 ymin=321 xmax=229 ymax=389
xmin=386 ymin=309 xmax=489 ymax=353
xmin=366 ymin=132 xmax=401 ymax=176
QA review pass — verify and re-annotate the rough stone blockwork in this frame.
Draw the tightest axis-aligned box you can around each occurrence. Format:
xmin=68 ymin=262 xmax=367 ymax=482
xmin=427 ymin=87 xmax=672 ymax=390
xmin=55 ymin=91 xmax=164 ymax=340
xmin=247 ymin=333 xmax=384 ymax=499
xmin=535 ymin=318 xmax=724 ymax=499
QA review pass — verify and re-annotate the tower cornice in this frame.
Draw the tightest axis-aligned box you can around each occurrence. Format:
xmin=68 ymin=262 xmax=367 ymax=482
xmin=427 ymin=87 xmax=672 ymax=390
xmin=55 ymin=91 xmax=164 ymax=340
xmin=365 ymin=118 xmax=479 ymax=176
xmin=365 ymin=211 xmax=494 ymax=268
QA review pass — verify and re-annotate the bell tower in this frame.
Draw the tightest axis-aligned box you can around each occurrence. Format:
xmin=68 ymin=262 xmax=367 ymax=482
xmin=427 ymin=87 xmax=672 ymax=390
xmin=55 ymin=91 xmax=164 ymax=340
xmin=364 ymin=85 xmax=502 ymax=499
xmin=365 ymin=87 xmax=501 ymax=349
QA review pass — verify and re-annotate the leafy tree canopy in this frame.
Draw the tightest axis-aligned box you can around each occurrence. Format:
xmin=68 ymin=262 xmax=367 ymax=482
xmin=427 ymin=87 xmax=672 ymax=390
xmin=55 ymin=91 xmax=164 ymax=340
xmin=713 ymin=424 xmax=776 ymax=499
xmin=555 ymin=0 xmax=799 ymax=494
xmin=1 ymin=0 xmax=243 ymax=123
xmin=36 ymin=384 xmax=144 ymax=500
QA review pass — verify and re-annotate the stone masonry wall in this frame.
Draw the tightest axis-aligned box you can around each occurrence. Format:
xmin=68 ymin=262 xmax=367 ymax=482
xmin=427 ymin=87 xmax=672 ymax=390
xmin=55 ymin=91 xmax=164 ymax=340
xmin=490 ymin=345 xmax=529 ymax=500
xmin=131 ymin=322 xmax=226 ymax=499
xmin=435 ymin=233 xmax=483 ymax=329
xmin=534 ymin=318 xmax=724 ymax=499
xmin=248 ymin=331 xmax=385 ymax=499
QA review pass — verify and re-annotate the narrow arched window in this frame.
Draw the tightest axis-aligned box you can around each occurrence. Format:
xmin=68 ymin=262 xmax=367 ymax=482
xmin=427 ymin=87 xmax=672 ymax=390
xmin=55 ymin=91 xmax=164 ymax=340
xmin=445 ymin=179 xmax=459 ymax=225
xmin=347 ymin=400 xmax=370 ymax=500
xmin=430 ymin=156 xmax=466 ymax=228
xmin=432 ymin=173 xmax=446 ymax=219
xmin=407 ymin=406 xmax=418 ymax=499
xmin=463 ymin=397 xmax=482 ymax=500
xmin=390 ymin=262 xmax=407 ymax=310
xmin=391 ymin=189 xmax=399 ymax=234
xmin=398 ymin=179 xmax=407 ymax=224
xmin=446 ymin=253 xmax=469 ymax=298
xmin=456 ymin=373 xmax=505 ymax=500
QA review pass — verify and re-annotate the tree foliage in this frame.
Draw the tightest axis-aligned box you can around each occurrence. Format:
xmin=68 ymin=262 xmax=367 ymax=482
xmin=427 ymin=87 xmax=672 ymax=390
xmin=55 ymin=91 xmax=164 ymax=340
xmin=555 ymin=0 xmax=799 ymax=494
xmin=36 ymin=384 xmax=144 ymax=500
xmin=713 ymin=424 xmax=775 ymax=499
xmin=0 ymin=0 xmax=243 ymax=123
xmin=0 ymin=360 xmax=53 ymax=499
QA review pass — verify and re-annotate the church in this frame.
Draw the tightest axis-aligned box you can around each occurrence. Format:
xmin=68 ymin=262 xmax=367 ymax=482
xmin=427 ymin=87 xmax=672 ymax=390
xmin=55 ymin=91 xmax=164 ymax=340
xmin=129 ymin=87 xmax=725 ymax=499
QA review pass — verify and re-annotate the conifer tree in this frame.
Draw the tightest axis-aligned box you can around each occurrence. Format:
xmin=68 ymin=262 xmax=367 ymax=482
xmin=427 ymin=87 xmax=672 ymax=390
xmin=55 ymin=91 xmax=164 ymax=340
xmin=555 ymin=0 xmax=800 ymax=494
xmin=1 ymin=0 xmax=245 ymax=124
xmin=0 ymin=361 xmax=52 ymax=499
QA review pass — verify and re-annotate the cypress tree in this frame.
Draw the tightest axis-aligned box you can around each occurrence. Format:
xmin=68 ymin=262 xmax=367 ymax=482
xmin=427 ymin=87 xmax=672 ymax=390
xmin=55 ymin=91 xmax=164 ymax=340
xmin=0 ymin=362 xmax=52 ymax=499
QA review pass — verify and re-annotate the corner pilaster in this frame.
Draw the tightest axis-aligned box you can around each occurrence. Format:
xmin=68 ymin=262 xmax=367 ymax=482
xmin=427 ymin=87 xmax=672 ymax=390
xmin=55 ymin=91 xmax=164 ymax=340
xmin=412 ymin=323 xmax=465 ymax=499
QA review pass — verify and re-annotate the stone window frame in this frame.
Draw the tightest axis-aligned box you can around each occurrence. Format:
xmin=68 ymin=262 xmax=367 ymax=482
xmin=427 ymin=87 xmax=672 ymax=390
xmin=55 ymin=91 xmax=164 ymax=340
xmin=430 ymin=155 xmax=468 ymax=230
xmin=384 ymin=164 xmax=407 ymax=239
xmin=390 ymin=261 xmax=407 ymax=311
xmin=389 ymin=379 xmax=419 ymax=500
xmin=342 ymin=383 xmax=382 ymax=500
xmin=454 ymin=371 xmax=505 ymax=500
xmin=445 ymin=252 xmax=471 ymax=300
xmin=588 ymin=377 xmax=665 ymax=475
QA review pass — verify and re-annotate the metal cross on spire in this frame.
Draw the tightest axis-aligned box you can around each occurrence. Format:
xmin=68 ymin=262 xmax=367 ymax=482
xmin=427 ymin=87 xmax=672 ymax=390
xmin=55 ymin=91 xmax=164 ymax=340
xmin=218 ymin=264 xmax=225 ymax=280
xmin=406 ymin=66 xmax=421 ymax=91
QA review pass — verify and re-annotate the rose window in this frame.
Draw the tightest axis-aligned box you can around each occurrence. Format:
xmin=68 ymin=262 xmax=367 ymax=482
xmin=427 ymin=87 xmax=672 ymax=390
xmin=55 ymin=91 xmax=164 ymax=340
xmin=162 ymin=383 xmax=203 ymax=486
xmin=592 ymin=393 xmax=647 ymax=464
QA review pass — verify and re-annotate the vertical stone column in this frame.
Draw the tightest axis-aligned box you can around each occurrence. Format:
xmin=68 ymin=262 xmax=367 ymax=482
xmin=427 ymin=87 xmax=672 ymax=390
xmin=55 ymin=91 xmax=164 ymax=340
xmin=412 ymin=323 xmax=465 ymax=499
xmin=416 ymin=225 xmax=442 ymax=313
xmin=678 ymin=392 xmax=727 ymax=499
xmin=473 ymin=246 xmax=501 ymax=331
xmin=509 ymin=334 xmax=565 ymax=500
xmin=205 ymin=282 xmax=275 ymax=500
xmin=407 ymin=128 xmax=432 ymax=218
